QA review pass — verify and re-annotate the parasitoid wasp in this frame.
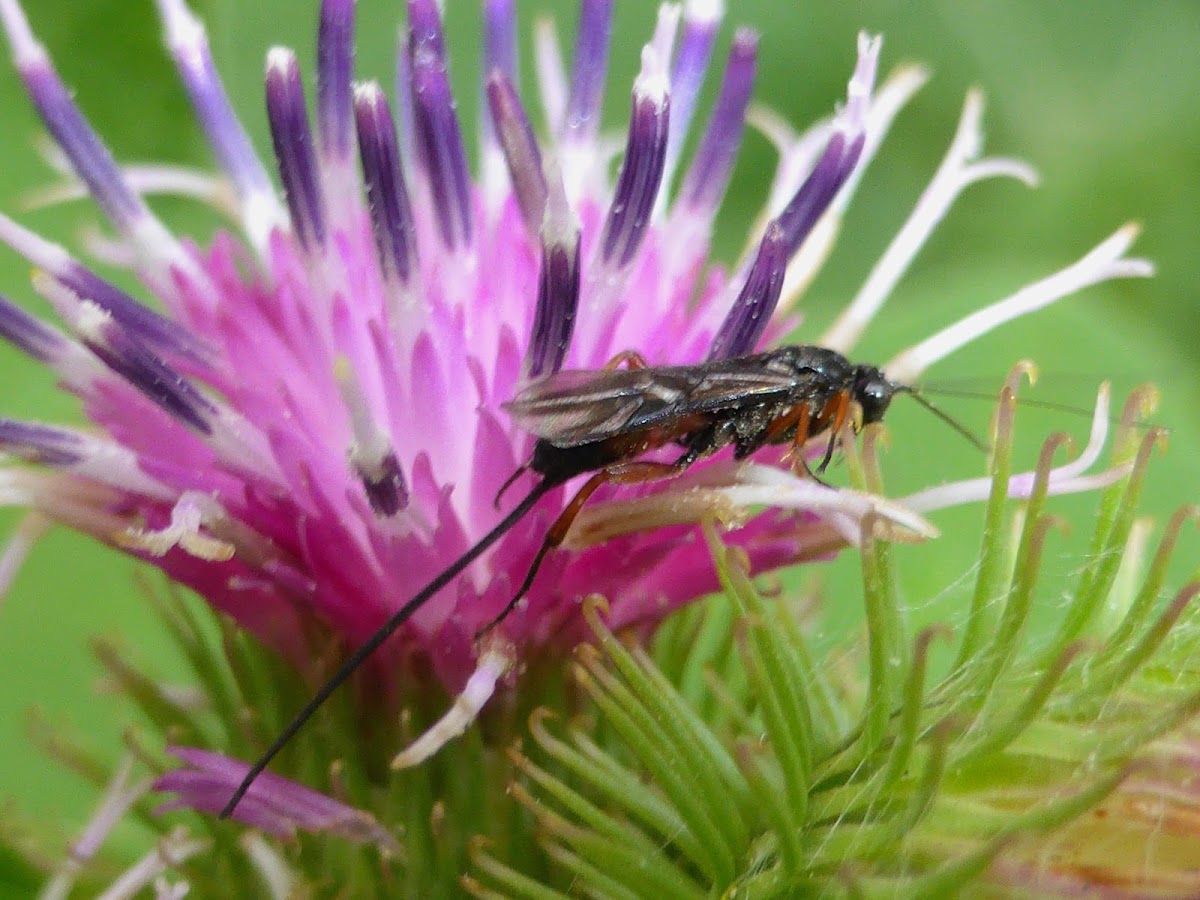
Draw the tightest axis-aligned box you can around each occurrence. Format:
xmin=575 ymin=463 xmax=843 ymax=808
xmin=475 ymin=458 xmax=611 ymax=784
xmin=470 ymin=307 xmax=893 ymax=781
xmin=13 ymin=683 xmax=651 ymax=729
xmin=220 ymin=343 xmax=974 ymax=817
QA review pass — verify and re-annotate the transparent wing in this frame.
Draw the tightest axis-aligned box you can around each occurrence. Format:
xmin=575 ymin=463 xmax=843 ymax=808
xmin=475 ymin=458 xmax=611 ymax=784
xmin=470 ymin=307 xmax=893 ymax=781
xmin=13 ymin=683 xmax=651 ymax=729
xmin=504 ymin=368 xmax=660 ymax=446
xmin=504 ymin=362 xmax=802 ymax=447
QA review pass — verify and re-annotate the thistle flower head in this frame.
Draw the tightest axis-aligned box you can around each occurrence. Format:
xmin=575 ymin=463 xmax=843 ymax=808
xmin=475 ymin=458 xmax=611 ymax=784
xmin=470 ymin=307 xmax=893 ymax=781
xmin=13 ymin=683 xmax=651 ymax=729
xmin=0 ymin=0 xmax=1184 ymax=896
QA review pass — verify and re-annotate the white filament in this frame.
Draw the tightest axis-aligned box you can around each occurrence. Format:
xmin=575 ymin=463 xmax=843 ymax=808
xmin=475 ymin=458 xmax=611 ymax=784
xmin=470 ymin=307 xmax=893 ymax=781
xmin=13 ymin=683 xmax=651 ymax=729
xmin=392 ymin=644 xmax=512 ymax=768
xmin=94 ymin=827 xmax=208 ymax=900
xmin=885 ymin=224 xmax=1153 ymax=384
xmin=822 ymin=89 xmax=1040 ymax=353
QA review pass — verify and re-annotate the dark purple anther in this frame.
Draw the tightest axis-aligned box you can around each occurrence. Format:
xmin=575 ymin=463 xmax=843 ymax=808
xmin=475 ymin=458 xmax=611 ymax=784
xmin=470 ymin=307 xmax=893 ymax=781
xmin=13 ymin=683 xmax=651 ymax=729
xmin=61 ymin=264 xmax=206 ymax=362
xmin=354 ymin=83 xmax=418 ymax=287
xmin=0 ymin=292 xmax=67 ymax=362
xmin=599 ymin=72 xmax=670 ymax=268
xmin=317 ymin=0 xmax=356 ymax=163
xmin=484 ymin=0 xmax=517 ymax=89
xmin=0 ymin=212 xmax=207 ymax=361
xmin=86 ymin=322 xmax=216 ymax=435
xmin=266 ymin=48 xmax=326 ymax=250
xmin=563 ymin=0 xmax=613 ymax=142
xmin=406 ymin=0 xmax=445 ymax=56
xmin=0 ymin=419 xmax=86 ymax=467
xmin=664 ymin=0 xmax=722 ymax=178
xmin=356 ymin=450 xmax=409 ymax=517
xmin=678 ymin=29 xmax=757 ymax=214
xmin=482 ymin=0 xmax=517 ymax=165
xmin=776 ymin=131 xmax=864 ymax=258
xmin=11 ymin=54 xmax=144 ymax=233
xmin=708 ymin=222 xmax=786 ymax=360
xmin=525 ymin=176 xmax=580 ymax=378
xmin=157 ymin=0 xmax=275 ymax=215
xmin=487 ymin=72 xmax=547 ymax=236
xmin=408 ymin=1 xmax=473 ymax=249
xmin=393 ymin=35 xmax=415 ymax=167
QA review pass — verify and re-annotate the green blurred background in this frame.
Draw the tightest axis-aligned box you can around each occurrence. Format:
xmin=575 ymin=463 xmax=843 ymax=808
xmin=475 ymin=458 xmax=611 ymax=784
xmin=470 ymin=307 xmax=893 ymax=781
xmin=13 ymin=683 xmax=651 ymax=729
xmin=0 ymin=0 xmax=1196 ymax=860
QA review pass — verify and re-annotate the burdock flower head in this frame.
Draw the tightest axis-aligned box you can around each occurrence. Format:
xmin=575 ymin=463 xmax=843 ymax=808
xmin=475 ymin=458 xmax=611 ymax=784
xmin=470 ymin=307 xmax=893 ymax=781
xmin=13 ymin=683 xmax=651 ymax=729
xmin=0 ymin=0 xmax=1189 ymax=896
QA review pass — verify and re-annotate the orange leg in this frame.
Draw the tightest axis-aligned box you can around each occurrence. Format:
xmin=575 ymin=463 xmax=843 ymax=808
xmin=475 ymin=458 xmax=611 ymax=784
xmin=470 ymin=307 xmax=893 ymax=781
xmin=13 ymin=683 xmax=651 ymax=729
xmin=603 ymin=349 xmax=649 ymax=371
xmin=816 ymin=390 xmax=851 ymax=474
xmin=775 ymin=404 xmax=811 ymax=473
xmin=475 ymin=456 xmax=695 ymax=638
xmin=783 ymin=404 xmax=836 ymax=486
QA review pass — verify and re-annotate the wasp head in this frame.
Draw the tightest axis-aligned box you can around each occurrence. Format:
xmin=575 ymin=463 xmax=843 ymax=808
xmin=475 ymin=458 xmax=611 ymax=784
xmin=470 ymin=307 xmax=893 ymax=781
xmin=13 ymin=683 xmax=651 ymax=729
xmin=851 ymin=365 xmax=900 ymax=425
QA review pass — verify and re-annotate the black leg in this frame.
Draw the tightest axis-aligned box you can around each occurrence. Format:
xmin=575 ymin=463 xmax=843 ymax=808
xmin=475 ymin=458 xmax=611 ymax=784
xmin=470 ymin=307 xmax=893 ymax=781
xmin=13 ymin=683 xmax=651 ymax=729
xmin=474 ymin=450 xmax=700 ymax=639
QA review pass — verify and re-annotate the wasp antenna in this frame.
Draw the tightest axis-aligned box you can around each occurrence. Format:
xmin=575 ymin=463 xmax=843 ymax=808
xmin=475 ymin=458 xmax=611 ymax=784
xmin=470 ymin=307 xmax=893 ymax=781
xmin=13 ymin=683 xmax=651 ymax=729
xmin=902 ymin=387 xmax=990 ymax=454
xmin=917 ymin=384 xmax=1154 ymax=430
xmin=218 ymin=477 xmax=558 ymax=819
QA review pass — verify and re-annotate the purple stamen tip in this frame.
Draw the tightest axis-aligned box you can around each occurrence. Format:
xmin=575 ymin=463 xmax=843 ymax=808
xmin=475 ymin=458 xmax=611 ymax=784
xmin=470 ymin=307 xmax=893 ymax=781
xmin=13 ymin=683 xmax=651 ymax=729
xmin=0 ymin=212 xmax=206 ymax=361
xmin=63 ymin=264 xmax=207 ymax=363
xmin=776 ymin=131 xmax=864 ymax=258
xmin=354 ymin=82 xmax=418 ymax=286
xmin=409 ymin=33 xmax=473 ymax=249
xmin=664 ymin=0 xmax=723 ymax=171
xmin=481 ymin=0 xmax=518 ymax=169
xmin=406 ymin=0 xmax=446 ymax=55
xmin=356 ymin=450 xmax=409 ymax=517
xmin=12 ymin=58 xmax=143 ymax=232
xmin=678 ymin=27 xmax=757 ymax=213
xmin=526 ymin=173 xmax=581 ymax=378
xmin=87 ymin=322 xmax=216 ymax=435
xmin=0 ymin=0 xmax=144 ymax=234
xmin=486 ymin=71 xmax=547 ymax=236
xmin=0 ymin=418 xmax=86 ymax=467
xmin=393 ymin=32 xmax=416 ymax=167
xmin=708 ymin=222 xmax=787 ymax=360
xmin=156 ymin=0 xmax=275 ymax=212
xmin=681 ymin=27 xmax=753 ymax=213
xmin=484 ymin=0 xmax=517 ymax=87
xmin=0 ymin=292 xmax=66 ymax=362
xmin=266 ymin=47 xmax=326 ymax=250
xmin=317 ymin=0 xmax=357 ymax=163
xmin=563 ymin=0 xmax=614 ymax=141
xmin=600 ymin=53 xmax=670 ymax=268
